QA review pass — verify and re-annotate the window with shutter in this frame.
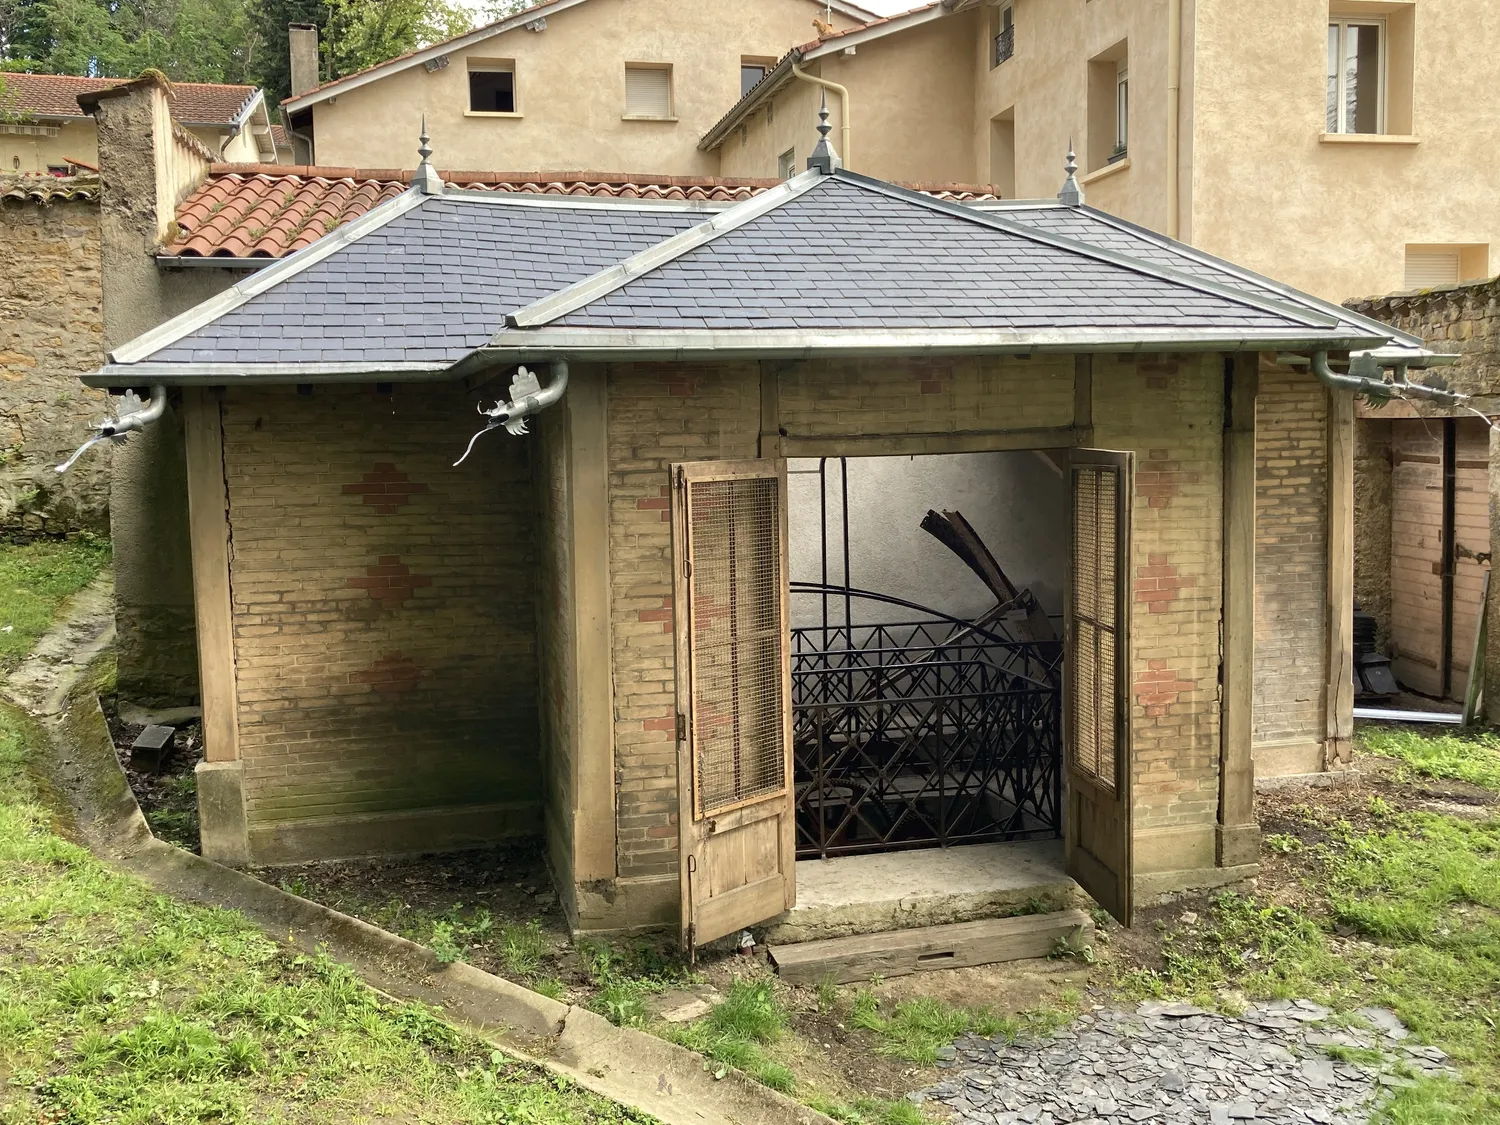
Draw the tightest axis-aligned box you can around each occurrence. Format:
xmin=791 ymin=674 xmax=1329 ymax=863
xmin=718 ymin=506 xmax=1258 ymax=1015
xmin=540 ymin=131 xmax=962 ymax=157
xmin=625 ymin=65 xmax=673 ymax=118
xmin=1404 ymin=249 xmax=1461 ymax=291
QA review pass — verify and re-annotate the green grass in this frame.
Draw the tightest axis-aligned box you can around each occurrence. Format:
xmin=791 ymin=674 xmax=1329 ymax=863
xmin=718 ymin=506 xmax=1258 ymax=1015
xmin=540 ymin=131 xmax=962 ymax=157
xmin=0 ymin=542 xmax=649 ymax=1124
xmin=804 ymin=1092 xmax=927 ymax=1125
xmin=1357 ymin=726 xmax=1500 ymax=793
xmin=1120 ymin=756 xmax=1500 ymax=1123
xmin=849 ymin=990 xmax=1077 ymax=1065
xmin=0 ymin=535 xmax=110 ymax=671
xmin=665 ymin=978 xmax=796 ymax=1094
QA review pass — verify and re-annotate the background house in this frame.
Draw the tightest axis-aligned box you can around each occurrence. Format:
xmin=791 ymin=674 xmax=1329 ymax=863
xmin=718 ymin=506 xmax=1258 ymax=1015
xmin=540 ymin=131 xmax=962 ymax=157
xmin=276 ymin=0 xmax=875 ymax=173
xmin=706 ymin=0 xmax=1500 ymax=306
xmin=0 ymin=73 xmax=281 ymax=172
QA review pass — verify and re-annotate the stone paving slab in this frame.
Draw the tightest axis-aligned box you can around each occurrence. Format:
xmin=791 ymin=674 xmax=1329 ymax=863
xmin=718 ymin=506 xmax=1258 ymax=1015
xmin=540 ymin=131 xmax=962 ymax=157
xmin=912 ymin=1000 xmax=1455 ymax=1125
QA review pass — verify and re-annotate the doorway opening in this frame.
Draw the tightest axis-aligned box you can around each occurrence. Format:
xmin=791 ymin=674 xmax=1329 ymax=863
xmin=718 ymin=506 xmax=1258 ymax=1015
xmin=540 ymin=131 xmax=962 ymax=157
xmin=787 ymin=453 xmax=1067 ymax=864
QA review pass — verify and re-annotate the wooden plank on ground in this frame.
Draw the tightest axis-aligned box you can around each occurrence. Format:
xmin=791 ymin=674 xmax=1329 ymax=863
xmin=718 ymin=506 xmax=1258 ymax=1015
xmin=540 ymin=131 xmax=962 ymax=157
xmin=767 ymin=910 xmax=1094 ymax=986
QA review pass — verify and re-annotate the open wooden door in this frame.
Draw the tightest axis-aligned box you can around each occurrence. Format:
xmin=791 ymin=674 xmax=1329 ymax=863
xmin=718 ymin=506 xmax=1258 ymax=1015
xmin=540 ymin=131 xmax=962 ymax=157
xmin=1065 ymin=449 xmax=1135 ymax=926
xmin=671 ymin=459 xmax=795 ymax=958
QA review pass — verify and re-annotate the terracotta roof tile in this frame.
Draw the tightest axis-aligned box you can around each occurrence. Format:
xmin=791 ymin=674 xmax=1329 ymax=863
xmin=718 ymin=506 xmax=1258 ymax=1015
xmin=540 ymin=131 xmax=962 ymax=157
xmin=165 ymin=165 xmax=1000 ymax=258
xmin=0 ymin=172 xmax=102 ymax=204
xmin=0 ymin=72 xmax=257 ymax=123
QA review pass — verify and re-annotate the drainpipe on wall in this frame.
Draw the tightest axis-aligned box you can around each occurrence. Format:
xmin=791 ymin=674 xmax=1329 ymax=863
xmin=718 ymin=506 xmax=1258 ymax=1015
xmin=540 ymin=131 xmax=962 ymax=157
xmin=54 ymin=385 xmax=169 ymax=473
xmin=791 ymin=62 xmax=851 ymax=171
xmin=1166 ymin=0 xmax=1182 ymax=239
xmin=454 ymin=360 xmax=570 ymax=465
xmin=1310 ymin=352 xmax=1469 ymax=407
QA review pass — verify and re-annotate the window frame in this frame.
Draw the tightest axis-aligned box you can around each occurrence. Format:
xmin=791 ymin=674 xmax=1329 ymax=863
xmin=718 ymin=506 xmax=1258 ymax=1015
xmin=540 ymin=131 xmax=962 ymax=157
xmin=466 ymin=58 xmax=519 ymax=117
xmin=777 ymin=147 xmax=796 ymax=180
xmin=623 ymin=62 xmax=675 ymax=121
xmin=1327 ymin=17 xmax=1386 ymax=135
xmin=741 ymin=55 xmax=776 ymax=98
xmin=991 ymin=3 xmax=1015 ymax=68
xmin=1113 ymin=61 xmax=1129 ymax=159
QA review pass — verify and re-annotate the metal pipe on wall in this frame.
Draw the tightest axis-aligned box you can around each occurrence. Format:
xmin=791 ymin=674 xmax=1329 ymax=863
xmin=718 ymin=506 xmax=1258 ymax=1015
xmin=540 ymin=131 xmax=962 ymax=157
xmin=1166 ymin=0 xmax=1182 ymax=239
xmin=791 ymin=62 xmax=851 ymax=170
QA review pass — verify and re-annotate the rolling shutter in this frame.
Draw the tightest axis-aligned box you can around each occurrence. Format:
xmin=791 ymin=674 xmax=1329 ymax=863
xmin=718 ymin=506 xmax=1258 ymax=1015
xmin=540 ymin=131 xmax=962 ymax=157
xmin=625 ymin=66 xmax=672 ymax=118
xmin=1404 ymin=250 xmax=1460 ymax=291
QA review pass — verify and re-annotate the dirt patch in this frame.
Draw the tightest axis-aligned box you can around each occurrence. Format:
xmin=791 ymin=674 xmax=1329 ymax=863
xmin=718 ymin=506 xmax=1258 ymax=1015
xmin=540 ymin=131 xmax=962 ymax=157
xmin=103 ymin=703 xmax=203 ymax=852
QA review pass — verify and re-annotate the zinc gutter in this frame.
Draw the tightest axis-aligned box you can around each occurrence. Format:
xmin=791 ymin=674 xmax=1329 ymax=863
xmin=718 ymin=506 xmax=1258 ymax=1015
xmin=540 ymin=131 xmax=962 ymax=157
xmin=836 ymin=171 xmax=1341 ymax=331
xmin=109 ymin=188 xmax=430 ymax=365
xmin=504 ymin=170 xmax=826 ymax=330
xmin=453 ymin=326 xmax=1387 ymax=376
xmin=82 ymin=360 xmax=453 ymax=388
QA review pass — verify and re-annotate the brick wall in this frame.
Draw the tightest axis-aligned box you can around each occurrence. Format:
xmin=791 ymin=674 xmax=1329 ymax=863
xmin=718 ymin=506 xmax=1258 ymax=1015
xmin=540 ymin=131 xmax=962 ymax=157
xmin=1252 ymin=364 xmax=1328 ymax=749
xmin=0 ymin=194 xmax=110 ymax=533
xmin=221 ymin=384 xmax=540 ymax=857
xmin=1092 ymin=355 xmax=1224 ymax=859
xmin=777 ymin=355 xmax=1074 ymax=436
xmin=604 ymin=354 xmax=1234 ymax=884
xmin=606 ymin=362 xmax=761 ymax=880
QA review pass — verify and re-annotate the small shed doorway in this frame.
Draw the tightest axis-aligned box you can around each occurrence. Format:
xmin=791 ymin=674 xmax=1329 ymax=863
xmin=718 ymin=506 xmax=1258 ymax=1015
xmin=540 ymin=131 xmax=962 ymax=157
xmin=787 ymin=454 xmax=1066 ymax=862
xmin=669 ymin=448 xmax=1135 ymax=958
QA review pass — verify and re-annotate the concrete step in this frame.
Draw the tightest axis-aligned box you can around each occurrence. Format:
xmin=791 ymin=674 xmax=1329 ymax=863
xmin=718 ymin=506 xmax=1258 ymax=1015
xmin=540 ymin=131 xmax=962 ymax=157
xmin=767 ymin=908 xmax=1095 ymax=985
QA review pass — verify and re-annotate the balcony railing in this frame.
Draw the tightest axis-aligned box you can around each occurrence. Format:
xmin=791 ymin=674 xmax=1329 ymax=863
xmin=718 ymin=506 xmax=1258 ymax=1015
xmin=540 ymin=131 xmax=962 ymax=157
xmin=994 ymin=24 xmax=1015 ymax=66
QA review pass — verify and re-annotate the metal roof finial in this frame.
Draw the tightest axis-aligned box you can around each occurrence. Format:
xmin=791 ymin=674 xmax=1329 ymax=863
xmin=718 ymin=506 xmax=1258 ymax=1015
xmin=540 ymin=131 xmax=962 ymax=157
xmin=1057 ymin=139 xmax=1084 ymax=206
xmin=806 ymin=90 xmax=841 ymax=174
xmin=413 ymin=115 xmax=442 ymax=195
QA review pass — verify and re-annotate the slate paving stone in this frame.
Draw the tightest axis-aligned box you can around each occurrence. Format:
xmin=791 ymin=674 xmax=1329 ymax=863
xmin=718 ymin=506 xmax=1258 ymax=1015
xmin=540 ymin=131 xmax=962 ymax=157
xmin=913 ymin=1001 xmax=1458 ymax=1125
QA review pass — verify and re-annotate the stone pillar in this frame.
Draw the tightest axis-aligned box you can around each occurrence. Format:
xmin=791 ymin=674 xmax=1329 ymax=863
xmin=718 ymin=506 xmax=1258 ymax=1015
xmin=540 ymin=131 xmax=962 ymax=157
xmin=81 ymin=76 xmax=199 ymax=706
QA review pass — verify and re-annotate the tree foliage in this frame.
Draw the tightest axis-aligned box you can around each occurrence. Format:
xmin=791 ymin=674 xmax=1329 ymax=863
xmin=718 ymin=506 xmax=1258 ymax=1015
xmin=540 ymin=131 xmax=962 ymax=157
xmin=0 ymin=0 xmax=506 ymax=116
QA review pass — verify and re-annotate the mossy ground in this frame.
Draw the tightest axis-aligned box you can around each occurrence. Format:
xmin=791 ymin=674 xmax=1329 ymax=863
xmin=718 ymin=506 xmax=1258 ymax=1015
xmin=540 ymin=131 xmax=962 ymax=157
xmin=0 ymin=541 xmax=650 ymax=1124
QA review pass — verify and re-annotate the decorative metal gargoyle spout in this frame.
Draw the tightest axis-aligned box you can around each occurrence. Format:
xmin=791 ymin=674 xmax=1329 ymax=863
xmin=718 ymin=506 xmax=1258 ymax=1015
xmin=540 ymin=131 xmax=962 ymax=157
xmin=453 ymin=361 xmax=570 ymax=466
xmin=55 ymin=385 xmax=168 ymax=474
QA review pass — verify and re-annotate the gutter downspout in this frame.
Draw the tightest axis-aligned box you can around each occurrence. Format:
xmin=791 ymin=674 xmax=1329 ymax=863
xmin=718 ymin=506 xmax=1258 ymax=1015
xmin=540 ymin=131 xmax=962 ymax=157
xmin=791 ymin=62 xmax=851 ymax=170
xmin=1166 ymin=0 xmax=1182 ymax=239
xmin=1310 ymin=351 xmax=1469 ymax=406
xmin=54 ymin=384 xmax=169 ymax=473
xmin=454 ymin=360 xmax=570 ymax=465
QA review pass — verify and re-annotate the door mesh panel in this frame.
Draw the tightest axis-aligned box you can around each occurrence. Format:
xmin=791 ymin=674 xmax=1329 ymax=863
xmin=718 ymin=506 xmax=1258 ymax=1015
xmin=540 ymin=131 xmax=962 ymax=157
xmin=1071 ymin=466 xmax=1119 ymax=793
xmin=688 ymin=476 xmax=786 ymax=816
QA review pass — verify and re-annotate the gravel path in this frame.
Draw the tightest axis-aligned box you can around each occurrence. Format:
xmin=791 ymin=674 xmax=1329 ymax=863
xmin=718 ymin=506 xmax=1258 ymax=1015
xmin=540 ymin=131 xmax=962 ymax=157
xmin=913 ymin=999 xmax=1456 ymax=1125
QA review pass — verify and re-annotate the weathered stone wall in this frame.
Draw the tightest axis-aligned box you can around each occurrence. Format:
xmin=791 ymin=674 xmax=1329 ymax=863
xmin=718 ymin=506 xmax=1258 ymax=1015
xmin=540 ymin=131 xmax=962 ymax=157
xmin=1350 ymin=281 xmax=1500 ymax=401
xmin=0 ymin=191 xmax=111 ymax=533
xmin=220 ymin=384 xmax=541 ymax=864
xmin=1347 ymin=281 xmax=1500 ymax=696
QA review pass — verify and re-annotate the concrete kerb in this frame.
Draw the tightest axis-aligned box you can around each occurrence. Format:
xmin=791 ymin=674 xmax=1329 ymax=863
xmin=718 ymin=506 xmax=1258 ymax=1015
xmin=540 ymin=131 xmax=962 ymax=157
xmin=7 ymin=577 xmax=836 ymax=1125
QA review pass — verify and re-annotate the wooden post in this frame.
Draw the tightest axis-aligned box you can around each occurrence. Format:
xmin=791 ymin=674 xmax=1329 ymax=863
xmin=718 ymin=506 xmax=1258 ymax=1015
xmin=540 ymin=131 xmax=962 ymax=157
xmin=1485 ymin=425 xmax=1500 ymax=725
xmin=568 ymin=367 xmax=617 ymax=882
xmin=1073 ymin=354 xmax=1094 ymax=444
xmin=1325 ymin=389 xmax=1356 ymax=769
xmin=1218 ymin=356 xmax=1259 ymax=866
xmin=182 ymin=387 xmax=238 ymax=764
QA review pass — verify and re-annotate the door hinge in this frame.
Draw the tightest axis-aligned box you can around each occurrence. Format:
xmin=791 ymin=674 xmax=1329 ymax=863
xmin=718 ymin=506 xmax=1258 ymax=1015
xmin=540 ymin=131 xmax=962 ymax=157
xmin=676 ymin=712 xmax=687 ymax=741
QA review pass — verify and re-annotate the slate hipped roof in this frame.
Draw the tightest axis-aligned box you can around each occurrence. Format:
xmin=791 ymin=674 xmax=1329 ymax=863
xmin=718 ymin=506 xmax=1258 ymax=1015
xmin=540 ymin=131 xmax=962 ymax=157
xmin=92 ymin=165 xmax=1421 ymax=385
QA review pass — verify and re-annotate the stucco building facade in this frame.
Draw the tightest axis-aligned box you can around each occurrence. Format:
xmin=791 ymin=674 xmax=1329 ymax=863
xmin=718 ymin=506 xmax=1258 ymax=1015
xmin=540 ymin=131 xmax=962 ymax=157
xmin=706 ymin=0 xmax=1499 ymax=307
xmin=278 ymin=0 xmax=873 ymax=175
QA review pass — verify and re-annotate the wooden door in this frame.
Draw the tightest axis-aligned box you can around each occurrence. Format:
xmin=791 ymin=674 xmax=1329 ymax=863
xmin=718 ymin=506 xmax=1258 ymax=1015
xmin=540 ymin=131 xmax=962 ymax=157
xmin=1390 ymin=421 xmax=1445 ymax=695
xmin=1065 ymin=450 xmax=1135 ymax=926
xmin=671 ymin=459 xmax=795 ymax=958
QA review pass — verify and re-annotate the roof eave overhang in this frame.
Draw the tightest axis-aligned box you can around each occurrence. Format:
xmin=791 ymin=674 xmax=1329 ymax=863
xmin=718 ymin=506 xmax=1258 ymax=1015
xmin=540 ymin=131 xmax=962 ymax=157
xmin=82 ymin=361 xmax=453 ymax=388
xmin=801 ymin=2 xmax=947 ymax=60
xmin=699 ymin=52 xmax=803 ymax=152
xmin=452 ymin=327 xmax=1389 ymax=376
